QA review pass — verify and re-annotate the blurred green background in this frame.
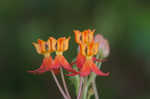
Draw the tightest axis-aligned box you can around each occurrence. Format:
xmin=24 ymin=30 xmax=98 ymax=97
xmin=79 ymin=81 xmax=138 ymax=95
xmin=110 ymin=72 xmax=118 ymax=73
xmin=1 ymin=0 xmax=150 ymax=99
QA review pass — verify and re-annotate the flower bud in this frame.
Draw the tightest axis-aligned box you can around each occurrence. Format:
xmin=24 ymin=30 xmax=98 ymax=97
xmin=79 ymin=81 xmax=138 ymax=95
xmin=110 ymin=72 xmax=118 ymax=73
xmin=94 ymin=34 xmax=110 ymax=58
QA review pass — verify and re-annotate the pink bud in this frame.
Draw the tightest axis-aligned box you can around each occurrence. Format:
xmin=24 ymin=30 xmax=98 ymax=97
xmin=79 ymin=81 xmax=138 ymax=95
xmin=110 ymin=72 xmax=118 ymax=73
xmin=94 ymin=34 xmax=110 ymax=58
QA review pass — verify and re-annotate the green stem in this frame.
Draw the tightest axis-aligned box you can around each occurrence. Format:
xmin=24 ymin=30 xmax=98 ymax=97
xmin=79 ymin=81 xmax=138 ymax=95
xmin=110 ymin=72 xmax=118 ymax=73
xmin=77 ymin=77 xmax=83 ymax=99
xmin=82 ymin=77 xmax=88 ymax=99
xmin=92 ymin=80 xmax=99 ymax=99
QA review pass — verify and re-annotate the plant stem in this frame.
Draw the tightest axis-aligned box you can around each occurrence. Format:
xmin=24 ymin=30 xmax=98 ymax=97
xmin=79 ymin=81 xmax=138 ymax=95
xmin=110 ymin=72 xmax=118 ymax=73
xmin=60 ymin=68 xmax=71 ymax=99
xmin=92 ymin=80 xmax=99 ymax=99
xmin=82 ymin=77 xmax=88 ymax=99
xmin=51 ymin=71 xmax=68 ymax=99
xmin=77 ymin=77 xmax=83 ymax=99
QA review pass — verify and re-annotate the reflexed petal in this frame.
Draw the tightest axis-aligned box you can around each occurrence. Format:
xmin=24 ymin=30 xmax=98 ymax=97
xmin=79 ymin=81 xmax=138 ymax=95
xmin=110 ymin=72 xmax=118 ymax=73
xmin=91 ymin=62 xmax=109 ymax=76
xmin=53 ymin=55 xmax=61 ymax=69
xmin=79 ymin=60 xmax=91 ymax=76
xmin=59 ymin=55 xmax=77 ymax=73
xmin=28 ymin=56 xmax=53 ymax=74
xmin=28 ymin=64 xmax=46 ymax=74
xmin=76 ymin=53 xmax=86 ymax=68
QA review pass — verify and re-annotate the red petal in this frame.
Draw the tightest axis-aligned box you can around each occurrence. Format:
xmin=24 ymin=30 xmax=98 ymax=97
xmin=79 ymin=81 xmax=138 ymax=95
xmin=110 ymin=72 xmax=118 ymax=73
xmin=79 ymin=60 xmax=91 ymax=77
xmin=53 ymin=55 xmax=61 ymax=69
xmin=76 ymin=53 xmax=86 ymax=69
xmin=91 ymin=62 xmax=109 ymax=76
xmin=59 ymin=55 xmax=77 ymax=73
xmin=28 ymin=56 xmax=53 ymax=74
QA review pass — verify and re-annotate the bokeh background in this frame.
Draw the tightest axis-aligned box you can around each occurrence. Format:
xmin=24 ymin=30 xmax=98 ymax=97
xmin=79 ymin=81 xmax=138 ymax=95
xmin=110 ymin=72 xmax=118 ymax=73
xmin=1 ymin=0 xmax=150 ymax=99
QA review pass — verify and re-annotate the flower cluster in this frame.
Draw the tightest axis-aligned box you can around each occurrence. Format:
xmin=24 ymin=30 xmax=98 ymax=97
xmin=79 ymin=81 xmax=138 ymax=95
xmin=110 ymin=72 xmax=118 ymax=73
xmin=28 ymin=29 xmax=110 ymax=99
xmin=70 ymin=29 xmax=109 ymax=76
xmin=28 ymin=37 xmax=76 ymax=74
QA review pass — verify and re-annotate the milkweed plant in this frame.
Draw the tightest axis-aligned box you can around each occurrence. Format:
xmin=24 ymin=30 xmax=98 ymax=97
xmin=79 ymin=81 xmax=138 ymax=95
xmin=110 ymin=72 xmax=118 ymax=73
xmin=28 ymin=29 xmax=110 ymax=99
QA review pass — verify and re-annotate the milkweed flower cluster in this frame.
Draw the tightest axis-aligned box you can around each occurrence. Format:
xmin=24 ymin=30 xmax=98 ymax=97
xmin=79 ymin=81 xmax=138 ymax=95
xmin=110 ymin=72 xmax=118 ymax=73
xmin=28 ymin=29 xmax=110 ymax=99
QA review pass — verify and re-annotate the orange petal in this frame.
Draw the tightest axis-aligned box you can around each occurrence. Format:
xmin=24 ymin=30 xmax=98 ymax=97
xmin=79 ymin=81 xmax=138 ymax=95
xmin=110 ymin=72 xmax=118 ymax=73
xmin=82 ymin=30 xmax=88 ymax=44
xmin=63 ymin=37 xmax=70 ymax=51
xmin=87 ymin=29 xmax=95 ymax=43
xmin=38 ymin=39 xmax=46 ymax=53
xmin=87 ymin=42 xmax=98 ymax=56
xmin=48 ymin=37 xmax=57 ymax=52
xmin=79 ymin=43 xmax=86 ymax=56
xmin=90 ymin=62 xmax=109 ymax=76
xmin=57 ymin=37 xmax=65 ymax=52
xmin=74 ymin=30 xmax=82 ymax=44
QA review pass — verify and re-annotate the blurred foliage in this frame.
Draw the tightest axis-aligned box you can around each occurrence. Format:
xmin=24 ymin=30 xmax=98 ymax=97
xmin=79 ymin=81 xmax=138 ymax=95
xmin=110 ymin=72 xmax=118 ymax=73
xmin=0 ymin=0 xmax=150 ymax=99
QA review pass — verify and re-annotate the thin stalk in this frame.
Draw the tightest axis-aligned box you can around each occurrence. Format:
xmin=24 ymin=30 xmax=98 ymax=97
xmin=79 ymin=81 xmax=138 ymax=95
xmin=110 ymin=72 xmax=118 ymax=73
xmin=60 ymin=68 xmax=71 ymax=99
xmin=82 ymin=77 xmax=88 ymax=99
xmin=77 ymin=77 xmax=83 ymax=99
xmin=51 ymin=71 xmax=68 ymax=99
xmin=87 ymin=88 xmax=94 ymax=99
xmin=92 ymin=80 xmax=99 ymax=99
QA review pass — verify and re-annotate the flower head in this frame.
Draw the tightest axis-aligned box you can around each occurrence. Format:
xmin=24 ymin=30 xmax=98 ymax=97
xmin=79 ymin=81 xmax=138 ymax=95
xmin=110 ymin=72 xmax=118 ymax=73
xmin=70 ymin=29 xmax=109 ymax=77
xmin=73 ymin=29 xmax=95 ymax=69
xmin=78 ymin=42 xmax=109 ymax=76
xmin=28 ymin=39 xmax=55 ymax=74
xmin=50 ymin=37 xmax=76 ymax=73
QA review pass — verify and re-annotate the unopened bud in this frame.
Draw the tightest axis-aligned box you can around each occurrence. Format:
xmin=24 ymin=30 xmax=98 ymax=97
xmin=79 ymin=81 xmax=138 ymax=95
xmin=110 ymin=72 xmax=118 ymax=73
xmin=94 ymin=34 xmax=110 ymax=58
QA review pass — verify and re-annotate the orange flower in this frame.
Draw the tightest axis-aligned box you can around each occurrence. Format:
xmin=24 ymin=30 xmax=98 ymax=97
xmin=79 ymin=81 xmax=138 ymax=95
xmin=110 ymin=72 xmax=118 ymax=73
xmin=78 ymin=42 xmax=109 ymax=76
xmin=73 ymin=30 xmax=104 ymax=67
xmin=50 ymin=37 xmax=76 ymax=73
xmin=69 ymin=29 xmax=109 ymax=77
xmin=28 ymin=39 xmax=55 ymax=74
xmin=73 ymin=29 xmax=95 ymax=69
